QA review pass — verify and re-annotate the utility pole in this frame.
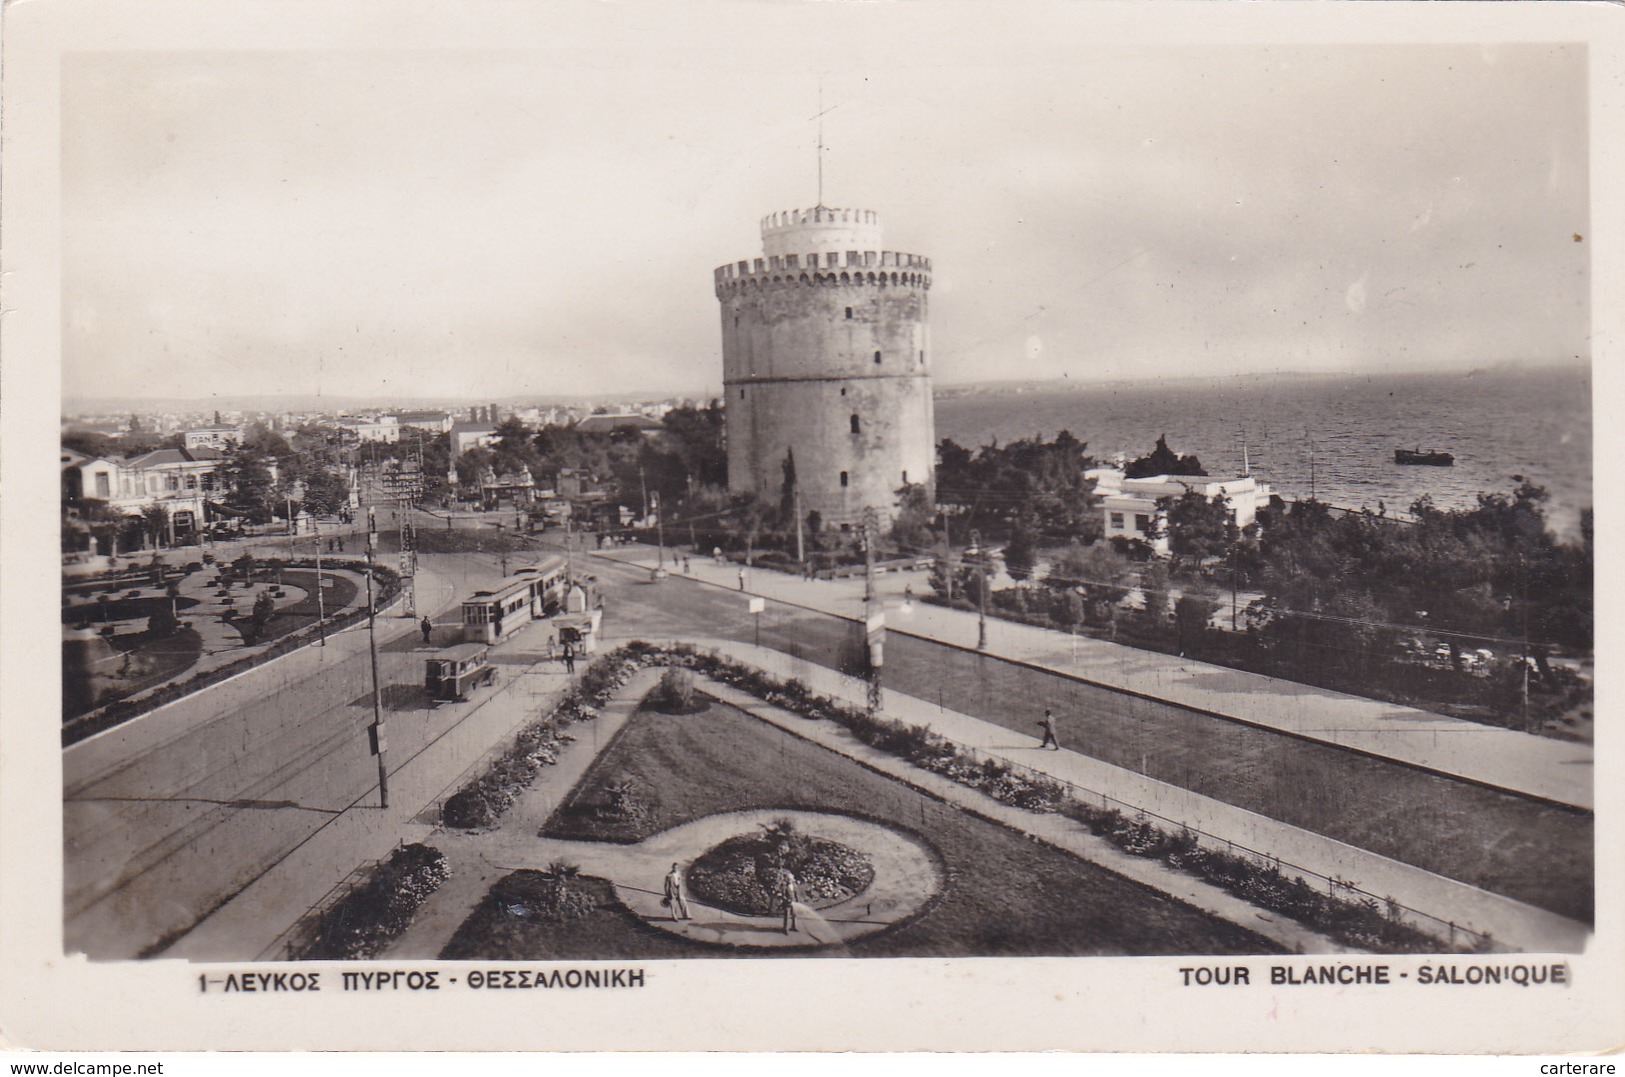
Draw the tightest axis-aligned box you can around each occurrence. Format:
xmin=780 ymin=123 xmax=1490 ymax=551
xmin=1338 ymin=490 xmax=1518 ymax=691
xmin=863 ymin=507 xmax=882 ymax=717
xmin=970 ymin=529 xmax=988 ymax=651
xmin=313 ymin=518 xmax=326 ymax=646
xmin=365 ymin=526 xmax=388 ymax=809
xmin=654 ymin=493 xmax=666 ymax=570
xmin=794 ymin=482 xmax=805 ymax=566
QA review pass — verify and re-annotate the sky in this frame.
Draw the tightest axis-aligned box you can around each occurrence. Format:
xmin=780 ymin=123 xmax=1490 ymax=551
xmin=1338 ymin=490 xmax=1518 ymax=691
xmin=59 ymin=6 xmax=1591 ymax=404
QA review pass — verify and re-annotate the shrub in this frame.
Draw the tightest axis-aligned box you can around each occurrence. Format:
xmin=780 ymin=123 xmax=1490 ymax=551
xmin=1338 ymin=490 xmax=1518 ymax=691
xmin=492 ymin=864 xmax=597 ymax=923
xmin=300 ymin=843 xmax=449 ymax=960
xmin=646 ymin=667 xmax=704 ymax=714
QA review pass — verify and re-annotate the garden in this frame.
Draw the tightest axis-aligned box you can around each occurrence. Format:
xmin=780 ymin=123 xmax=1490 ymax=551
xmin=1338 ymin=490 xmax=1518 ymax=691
xmin=445 ymin=645 xmax=1282 ymax=959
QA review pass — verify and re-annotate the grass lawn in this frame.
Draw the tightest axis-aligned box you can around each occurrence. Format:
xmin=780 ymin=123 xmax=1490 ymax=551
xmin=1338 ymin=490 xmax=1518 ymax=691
xmin=608 ymin=590 xmax=1593 ymax=923
xmin=454 ymin=696 xmax=1283 ymax=959
xmin=62 ymin=626 xmax=204 ymax=720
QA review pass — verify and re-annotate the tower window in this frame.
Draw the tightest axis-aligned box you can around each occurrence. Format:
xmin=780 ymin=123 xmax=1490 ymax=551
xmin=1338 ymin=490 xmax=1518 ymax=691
xmin=840 ymin=471 xmax=849 ymax=488
xmin=874 ymin=351 xmax=882 ymax=365
xmin=845 ymin=307 xmax=853 ymax=319
xmin=739 ymin=388 xmax=745 ymax=400
xmin=840 ymin=387 xmax=847 ymax=396
xmin=902 ymin=470 xmax=909 ymax=484
xmin=850 ymin=414 xmax=860 ymax=434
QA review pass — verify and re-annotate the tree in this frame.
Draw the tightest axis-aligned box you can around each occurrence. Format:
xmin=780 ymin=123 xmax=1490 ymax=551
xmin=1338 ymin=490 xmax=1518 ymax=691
xmin=1158 ymin=489 xmax=1237 ymax=571
xmin=141 ymin=504 xmax=170 ymax=549
xmin=1140 ymin=561 xmax=1171 ymax=624
xmin=779 ymin=449 xmax=798 ymax=527
xmin=890 ymin=484 xmax=937 ymax=552
xmin=1049 ymin=541 xmax=1133 ymax=632
xmin=1174 ymin=583 xmax=1221 ymax=656
xmin=455 ymin=446 xmax=495 ymax=489
xmin=218 ymin=443 xmax=277 ymax=523
xmin=1002 ymin=515 xmax=1039 ymax=582
xmin=241 ymin=421 xmax=290 ymax=460
xmin=1125 ymin=434 xmax=1206 ymax=479
xmin=301 ymin=468 xmax=351 ymax=516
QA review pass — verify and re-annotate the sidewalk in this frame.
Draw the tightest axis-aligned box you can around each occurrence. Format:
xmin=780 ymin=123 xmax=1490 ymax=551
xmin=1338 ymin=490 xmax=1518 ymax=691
xmin=680 ymin=639 xmax=1589 ymax=953
xmin=162 ymin=613 xmax=578 ymax=961
xmin=603 ymin=547 xmax=1592 ymax=811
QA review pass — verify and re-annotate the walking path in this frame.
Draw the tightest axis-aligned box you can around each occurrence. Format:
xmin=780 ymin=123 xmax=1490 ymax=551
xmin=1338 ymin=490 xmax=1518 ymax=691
xmin=600 ymin=547 xmax=1593 ymax=811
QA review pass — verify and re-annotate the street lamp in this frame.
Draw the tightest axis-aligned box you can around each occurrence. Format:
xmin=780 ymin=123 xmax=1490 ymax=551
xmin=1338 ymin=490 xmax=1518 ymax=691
xmin=968 ymin=529 xmax=988 ymax=651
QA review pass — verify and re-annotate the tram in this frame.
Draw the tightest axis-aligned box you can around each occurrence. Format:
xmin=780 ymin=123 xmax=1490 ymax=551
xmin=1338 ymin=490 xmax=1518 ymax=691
xmin=460 ymin=554 xmax=569 ymax=644
xmin=424 ymin=642 xmax=497 ymax=702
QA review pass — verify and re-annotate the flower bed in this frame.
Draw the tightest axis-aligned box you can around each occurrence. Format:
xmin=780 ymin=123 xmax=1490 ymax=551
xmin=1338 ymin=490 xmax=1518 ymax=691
xmin=440 ymin=648 xmax=644 ymax=828
xmin=297 ymin=843 xmax=449 ymax=960
xmin=686 ymin=818 xmax=875 ymax=915
xmin=491 ymin=862 xmax=598 ymax=923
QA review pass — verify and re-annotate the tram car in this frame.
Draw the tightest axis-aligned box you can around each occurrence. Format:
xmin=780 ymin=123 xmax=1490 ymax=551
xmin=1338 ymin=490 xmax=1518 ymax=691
xmin=461 ymin=554 xmax=568 ymax=644
xmin=424 ymin=642 xmax=497 ymax=702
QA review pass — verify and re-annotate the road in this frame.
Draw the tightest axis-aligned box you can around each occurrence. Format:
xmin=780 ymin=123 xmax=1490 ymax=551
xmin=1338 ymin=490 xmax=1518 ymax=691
xmin=61 ymin=518 xmax=1592 ymax=958
xmin=62 ymin=551 xmax=502 ymax=958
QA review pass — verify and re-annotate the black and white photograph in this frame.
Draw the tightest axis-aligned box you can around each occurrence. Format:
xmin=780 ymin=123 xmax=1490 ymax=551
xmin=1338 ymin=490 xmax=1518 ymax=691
xmin=2 ymin=0 xmax=1621 ymax=1057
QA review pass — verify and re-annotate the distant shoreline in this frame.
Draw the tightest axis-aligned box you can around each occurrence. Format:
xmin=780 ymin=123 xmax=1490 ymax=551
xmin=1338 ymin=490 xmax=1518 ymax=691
xmin=62 ymin=359 xmax=1588 ymax=418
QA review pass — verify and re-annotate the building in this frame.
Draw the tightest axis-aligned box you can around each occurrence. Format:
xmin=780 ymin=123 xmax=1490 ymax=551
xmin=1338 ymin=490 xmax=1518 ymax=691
xmin=714 ymin=205 xmax=935 ymax=528
xmin=451 ymin=422 xmax=499 ymax=456
xmin=336 ymin=415 xmax=401 ymax=443
xmin=1093 ymin=468 xmax=1274 ymax=554
xmin=61 ymin=446 xmax=222 ymax=550
xmin=396 ymin=410 xmax=455 ymax=435
xmin=573 ymin=413 xmax=663 ymax=437
xmin=182 ymin=426 xmax=242 ymax=451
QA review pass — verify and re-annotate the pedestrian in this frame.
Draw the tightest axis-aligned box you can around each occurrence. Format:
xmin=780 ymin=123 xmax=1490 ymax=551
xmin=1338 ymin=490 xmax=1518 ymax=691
xmin=337 ymin=536 xmax=345 ymax=553
xmin=546 ymin=635 xmax=556 ymax=661
xmin=683 ymin=557 xmax=691 ymax=575
xmin=1037 ymin=708 xmax=1061 ymax=751
xmin=663 ymin=862 xmax=690 ymax=921
xmin=563 ymin=640 xmax=576 ymax=675
xmin=420 ymin=616 xmax=433 ymax=645
xmin=779 ymin=871 xmax=800 ymax=934
xmin=737 ymin=568 xmax=746 ymax=591
xmin=712 ymin=546 xmax=722 ymax=564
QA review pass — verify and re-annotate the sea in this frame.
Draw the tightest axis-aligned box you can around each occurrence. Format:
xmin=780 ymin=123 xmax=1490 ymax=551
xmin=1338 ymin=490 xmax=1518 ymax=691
xmin=932 ymin=365 xmax=1593 ymax=537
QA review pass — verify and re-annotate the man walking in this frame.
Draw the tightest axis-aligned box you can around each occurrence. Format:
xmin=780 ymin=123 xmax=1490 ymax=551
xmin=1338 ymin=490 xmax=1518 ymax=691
xmin=420 ymin=616 xmax=433 ymax=645
xmin=737 ymin=567 xmax=746 ymax=591
xmin=562 ymin=640 xmax=576 ymax=675
xmin=779 ymin=871 xmax=800 ymax=934
xmin=663 ymin=862 xmax=690 ymax=921
xmin=1037 ymin=708 xmax=1061 ymax=751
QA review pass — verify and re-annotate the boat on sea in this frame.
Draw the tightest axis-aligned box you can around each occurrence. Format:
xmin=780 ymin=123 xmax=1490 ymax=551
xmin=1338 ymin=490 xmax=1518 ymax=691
xmin=1394 ymin=448 xmax=1454 ymax=466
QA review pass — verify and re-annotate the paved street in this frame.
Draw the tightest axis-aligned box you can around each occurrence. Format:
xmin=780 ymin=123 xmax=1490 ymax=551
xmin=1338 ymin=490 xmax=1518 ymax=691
xmin=62 ymin=552 xmax=505 ymax=958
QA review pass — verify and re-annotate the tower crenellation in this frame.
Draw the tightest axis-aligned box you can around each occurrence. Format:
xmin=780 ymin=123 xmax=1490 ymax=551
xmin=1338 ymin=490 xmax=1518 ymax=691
xmin=717 ymin=204 xmax=936 ymax=529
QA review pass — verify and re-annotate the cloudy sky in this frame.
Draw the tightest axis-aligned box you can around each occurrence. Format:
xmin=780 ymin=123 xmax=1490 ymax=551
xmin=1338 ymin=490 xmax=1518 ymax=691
xmin=60 ymin=5 xmax=1590 ymax=403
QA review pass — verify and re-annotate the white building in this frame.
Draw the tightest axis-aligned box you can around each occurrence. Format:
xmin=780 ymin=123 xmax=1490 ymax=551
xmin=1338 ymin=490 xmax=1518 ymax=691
xmin=337 ymin=415 xmax=401 ymax=443
xmin=182 ymin=426 xmax=241 ymax=451
xmin=1093 ymin=468 xmax=1273 ymax=555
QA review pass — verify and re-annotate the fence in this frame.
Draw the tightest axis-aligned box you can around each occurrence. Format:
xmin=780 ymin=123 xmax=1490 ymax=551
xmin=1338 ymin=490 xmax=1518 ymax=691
xmin=959 ymin=740 xmax=1499 ymax=952
xmin=259 ymin=855 xmax=383 ymax=961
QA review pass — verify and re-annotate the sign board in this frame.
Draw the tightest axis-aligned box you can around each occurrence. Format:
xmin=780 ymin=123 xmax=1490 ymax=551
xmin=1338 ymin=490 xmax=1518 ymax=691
xmin=747 ymin=596 xmax=765 ymax=614
xmin=866 ymin=611 xmax=886 ymax=636
xmin=368 ymin=724 xmax=387 ymax=757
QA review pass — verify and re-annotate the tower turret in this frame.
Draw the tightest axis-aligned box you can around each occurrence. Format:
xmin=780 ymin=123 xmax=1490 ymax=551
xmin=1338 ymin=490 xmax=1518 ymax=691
xmin=716 ymin=206 xmax=935 ymax=530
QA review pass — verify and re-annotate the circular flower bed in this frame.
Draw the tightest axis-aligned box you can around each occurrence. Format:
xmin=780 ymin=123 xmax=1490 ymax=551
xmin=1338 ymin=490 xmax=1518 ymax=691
xmin=686 ymin=818 xmax=875 ymax=916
